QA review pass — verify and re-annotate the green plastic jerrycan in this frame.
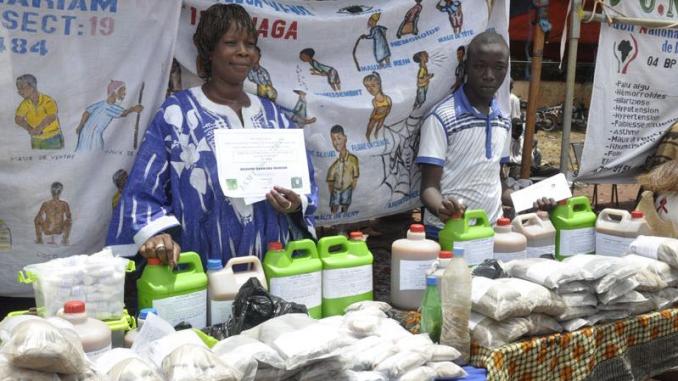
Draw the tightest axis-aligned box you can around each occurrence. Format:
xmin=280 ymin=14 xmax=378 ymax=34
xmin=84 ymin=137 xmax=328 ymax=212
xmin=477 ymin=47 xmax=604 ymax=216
xmin=263 ymin=239 xmax=323 ymax=319
xmin=438 ymin=209 xmax=495 ymax=266
xmin=551 ymin=196 xmax=597 ymax=260
xmin=137 ymin=252 xmax=208 ymax=328
xmin=318 ymin=232 xmax=374 ymax=317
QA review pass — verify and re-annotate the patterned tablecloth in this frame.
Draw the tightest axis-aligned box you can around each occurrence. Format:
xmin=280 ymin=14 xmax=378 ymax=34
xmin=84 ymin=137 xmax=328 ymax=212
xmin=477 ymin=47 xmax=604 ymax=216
xmin=469 ymin=308 xmax=678 ymax=381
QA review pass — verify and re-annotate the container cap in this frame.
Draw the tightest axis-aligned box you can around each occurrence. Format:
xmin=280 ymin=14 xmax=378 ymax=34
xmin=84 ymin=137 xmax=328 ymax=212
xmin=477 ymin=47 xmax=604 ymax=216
xmin=268 ymin=241 xmax=283 ymax=251
xmin=537 ymin=211 xmax=549 ymax=219
xmin=439 ymin=251 xmax=453 ymax=259
xmin=409 ymin=224 xmax=425 ymax=233
xmin=426 ymin=276 xmax=437 ymax=286
xmin=453 ymin=247 xmax=465 ymax=257
xmin=64 ymin=300 xmax=85 ymax=314
xmin=139 ymin=307 xmax=158 ymax=320
xmin=147 ymin=258 xmax=161 ymax=266
xmin=451 ymin=212 xmax=462 ymax=219
xmin=631 ymin=210 xmax=644 ymax=218
xmin=558 ymin=199 xmax=568 ymax=205
xmin=206 ymin=259 xmax=223 ymax=270
xmin=497 ymin=217 xmax=511 ymax=226
xmin=349 ymin=231 xmax=364 ymax=240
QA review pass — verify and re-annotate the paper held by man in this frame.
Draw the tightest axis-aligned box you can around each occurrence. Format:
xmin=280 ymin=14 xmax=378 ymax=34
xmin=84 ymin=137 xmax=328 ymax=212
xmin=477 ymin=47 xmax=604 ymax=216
xmin=214 ymin=129 xmax=311 ymax=200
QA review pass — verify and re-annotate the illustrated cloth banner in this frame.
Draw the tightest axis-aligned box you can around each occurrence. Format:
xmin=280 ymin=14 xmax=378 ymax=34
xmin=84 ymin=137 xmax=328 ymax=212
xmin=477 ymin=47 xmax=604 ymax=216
xmin=0 ymin=0 xmax=182 ymax=296
xmin=176 ymin=0 xmax=510 ymax=226
xmin=578 ymin=0 xmax=678 ymax=183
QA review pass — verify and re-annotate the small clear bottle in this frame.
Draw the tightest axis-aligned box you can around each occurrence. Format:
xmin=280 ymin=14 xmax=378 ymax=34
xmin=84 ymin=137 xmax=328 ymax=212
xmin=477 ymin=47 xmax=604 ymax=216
xmin=420 ymin=275 xmax=442 ymax=342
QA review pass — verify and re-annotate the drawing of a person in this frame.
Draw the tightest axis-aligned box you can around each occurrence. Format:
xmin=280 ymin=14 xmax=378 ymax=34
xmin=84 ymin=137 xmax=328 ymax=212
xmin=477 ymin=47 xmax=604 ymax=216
xmin=247 ymin=47 xmax=278 ymax=101
xmin=452 ymin=45 xmax=466 ymax=91
xmin=75 ymin=80 xmax=143 ymax=152
xmin=0 ymin=219 xmax=11 ymax=251
xmin=397 ymin=0 xmax=423 ymax=39
xmin=361 ymin=13 xmax=391 ymax=66
xmin=34 ymin=182 xmax=71 ymax=246
xmin=363 ymin=72 xmax=392 ymax=142
xmin=290 ymin=90 xmax=317 ymax=127
xmin=299 ymin=48 xmax=341 ymax=91
xmin=437 ymin=0 xmax=464 ymax=34
xmin=112 ymin=169 xmax=128 ymax=209
xmin=327 ymin=125 xmax=360 ymax=213
xmin=15 ymin=74 xmax=64 ymax=150
xmin=412 ymin=51 xmax=434 ymax=110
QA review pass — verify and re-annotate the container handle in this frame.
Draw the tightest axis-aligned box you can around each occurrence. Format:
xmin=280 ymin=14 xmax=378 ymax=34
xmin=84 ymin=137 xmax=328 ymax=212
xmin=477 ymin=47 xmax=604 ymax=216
xmin=515 ymin=213 xmax=541 ymax=227
xmin=225 ymin=255 xmax=264 ymax=273
xmin=285 ymin=239 xmax=319 ymax=261
xmin=598 ymin=208 xmax=629 ymax=223
xmin=317 ymin=236 xmax=349 ymax=259
xmin=176 ymin=252 xmax=204 ymax=273
xmin=569 ymin=196 xmax=592 ymax=214
xmin=464 ymin=209 xmax=490 ymax=228
xmin=17 ymin=270 xmax=36 ymax=284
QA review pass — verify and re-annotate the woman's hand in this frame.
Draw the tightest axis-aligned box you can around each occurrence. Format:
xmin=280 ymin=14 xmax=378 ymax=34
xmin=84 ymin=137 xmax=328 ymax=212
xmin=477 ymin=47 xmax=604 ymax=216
xmin=267 ymin=186 xmax=302 ymax=214
xmin=140 ymin=233 xmax=181 ymax=268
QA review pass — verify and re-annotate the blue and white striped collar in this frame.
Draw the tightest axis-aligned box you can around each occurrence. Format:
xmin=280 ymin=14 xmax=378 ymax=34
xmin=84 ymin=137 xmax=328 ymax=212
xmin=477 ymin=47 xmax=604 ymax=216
xmin=453 ymin=84 xmax=504 ymax=120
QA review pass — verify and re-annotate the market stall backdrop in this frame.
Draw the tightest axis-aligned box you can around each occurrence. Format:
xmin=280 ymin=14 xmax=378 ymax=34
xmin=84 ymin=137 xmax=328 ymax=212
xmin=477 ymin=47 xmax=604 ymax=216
xmin=579 ymin=0 xmax=678 ymax=183
xmin=0 ymin=0 xmax=510 ymax=296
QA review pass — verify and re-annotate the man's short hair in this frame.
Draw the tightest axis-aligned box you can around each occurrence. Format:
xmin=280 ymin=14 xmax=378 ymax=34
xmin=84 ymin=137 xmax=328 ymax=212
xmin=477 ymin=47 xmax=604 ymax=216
xmin=330 ymin=125 xmax=345 ymax=135
xmin=51 ymin=182 xmax=63 ymax=196
xmin=16 ymin=74 xmax=37 ymax=89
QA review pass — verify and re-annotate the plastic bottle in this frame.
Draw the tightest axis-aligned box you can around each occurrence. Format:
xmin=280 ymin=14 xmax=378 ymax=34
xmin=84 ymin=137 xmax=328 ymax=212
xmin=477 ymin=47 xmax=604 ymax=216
xmin=596 ymin=209 xmax=653 ymax=257
xmin=58 ymin=300 xmax=112 ymax=361
xmin=208 ymin=256 xmax=267 ymax=325
xmin=551 ymin=196 xmax=597 ymax=260
xmin=391 ymin=224 xmax=440 ymax=310
xmin=420 ymin=276 xmax=442 ymax=342
xmin=318 ymin=232 xmax=374 ymax=317
xmin=512 ymin=211 xmax=556 ymax=258
xmin=439 ymin=251 xmax=471 ymax=364
xmin=123 ymin=307 xmax=157 ymax=348
xmin=137 ymin=252 xmax=208 ymax=328
xmin=438 ymin=209 xmax=495 ymax=266
xmin=493 ymin=217 xmax=527 ymax=262
xmin=431 ymin=251 xmax=453 ymax=280
xmin=263 ymin=239 xmax=323 ymax=319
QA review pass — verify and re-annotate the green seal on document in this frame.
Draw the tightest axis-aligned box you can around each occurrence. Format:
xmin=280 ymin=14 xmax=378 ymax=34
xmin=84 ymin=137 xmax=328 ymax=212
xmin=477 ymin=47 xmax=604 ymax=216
xmin=226 ymin=179 xmax=238 ymax=190
xmin=291 ymin=176 xmax=302 ymax=189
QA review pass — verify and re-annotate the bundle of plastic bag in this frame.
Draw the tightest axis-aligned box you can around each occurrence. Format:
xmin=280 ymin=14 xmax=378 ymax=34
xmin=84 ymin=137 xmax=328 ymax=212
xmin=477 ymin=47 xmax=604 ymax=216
xmin=596 ymin=277 xmax=640 ymax=304
xmin=624 ymin=254 xmax=678 ymax=289
xmin=472 ymin=277 xmax=565 ymax=320
xmin=212 ymin=334 xmax=285 ymax=370
xmin=397 ymin=366 xmax=437 ymax=381
xmin=503 ymin=258 xmax=585 ymax=290
xmin=344 ymin=371 xmax=386 ymax=381
xmin=564 ymin=255 xmax=637 ymax=282
xmin=560 ymin=292 xmax=598 ymax=307
xmin=629 ymin=236 xmax=678 ymax=269
xmin=640 ymin=288 xmax=678 ymax=310
xmin=161 ymin=344 xmax=239 ymax=381
xmin=598 ymin=299 xmax=655 ymax=315
xmin=469 ymin=312 xmax=561 ymax=348
xmin=598 ymin=290 xmax=647 ymax=305
xmin=557 ymin=306 xmax=598 ymax=321
xmin=242 ymin=313 xmax=315 ymax=344
xmin=269 ymin=321 xmax=355 ymax=370
xmin=59 ymin=362 xmax=108 ymax=381
xmin=340 ymin=308 xmax=387 ymax=338
xmin=427 ymin=361 xmax=467 ymax=378
xmin=374 ymin=350 xmax=430 ymax=379
xmin=0 ymin=354 xmax=60 ymax=381
xmin=1 ymin=318 xmax=87 ymax=374
xmin=344 ymin=301 xmax=392 ymax=315
xmin=556 ymin=281 xmax=592 ymax=294
xmin=95 ymin=348 xmax=166 ymax=381
xmin=339 ymin=336 xmax=388 ymax=371
xmin=561 ymin=310 xmax=630 ymax=332
xmin=523 ymin=314 xmax=563 ymax=336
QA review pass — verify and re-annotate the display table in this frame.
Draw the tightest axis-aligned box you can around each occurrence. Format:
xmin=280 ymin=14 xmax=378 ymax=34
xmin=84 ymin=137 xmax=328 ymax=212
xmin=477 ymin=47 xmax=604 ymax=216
xmin=470 ymin=308 xmax=678 ymax=381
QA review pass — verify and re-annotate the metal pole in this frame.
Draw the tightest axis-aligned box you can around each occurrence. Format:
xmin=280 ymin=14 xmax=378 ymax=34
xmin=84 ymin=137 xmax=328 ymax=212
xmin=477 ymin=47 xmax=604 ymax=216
xmin=560 ymin=0 xmax=581 ymax=174
xmin=520 ymin=18 xmax=545 ymax=179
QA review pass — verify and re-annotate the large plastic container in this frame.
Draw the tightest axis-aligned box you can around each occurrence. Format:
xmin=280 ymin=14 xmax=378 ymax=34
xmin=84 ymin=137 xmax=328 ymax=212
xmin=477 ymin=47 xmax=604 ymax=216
xmin=439 ymin=250 xmax=471 ymax=363
xmin=391 ymin=224 xmax=440 ymax=310
xmin=512 ymin=211 xmax=556 ymax=258
xmin=439 ymin=209 xmax=495 ymax=266
xmin=137 ymin=252 xmax=208 ymax=329
xmin=58 ymin=300 xmax=112 ymax=361
xmin=596 ymin=209 xmax=652 ymax=257
xmin=263 ymin=239 xmax=323 ymax=319
xmin=318 ymin=232 xmax=374 ymax=317
xmin=493 ymin=217 xmax=527 ymax=262
xmin=551 ymin=196 xmax=597 ymax=260
xmin=123 ymin=307 xmax=156 ymax=348
xmin=207 ymin=256 xmax=267 ymax=325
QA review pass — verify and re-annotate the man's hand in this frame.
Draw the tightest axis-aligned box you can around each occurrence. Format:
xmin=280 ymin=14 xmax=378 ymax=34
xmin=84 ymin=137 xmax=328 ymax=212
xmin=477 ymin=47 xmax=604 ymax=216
xmin=533 ymin=197 xmax=557 ymax=213
xmin=131 ymin=104 xmax=144 ymax=113
xmin=437 ymin=196 xmax=466 ymax=223
xmin=267 ymin=186 xmax=302 ymax=214
xmin=140 ymin=233 xmax=181 ymax=268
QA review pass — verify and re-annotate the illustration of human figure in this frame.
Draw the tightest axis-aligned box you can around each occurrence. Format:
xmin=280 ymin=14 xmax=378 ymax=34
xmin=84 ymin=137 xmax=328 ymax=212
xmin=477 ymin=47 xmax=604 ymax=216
xmin=75 ymin=80 xmax=144 ymax=152
xmin=451 ymin=45 xmax=466 ymax=91
xmin=299 ymin=48 xmax=341 ymax=91
xmin=14 ymin=74 xmax=64 ymax=150
xmin=327 ymin=125 xmax=360 ymax=213
xmin=247 ymin=47 xmax=278 ymax=101
xmin=34 ymin=182 xmax=71 ymax=246
xmin=290 ymin=90 xmax=317 ymax=127
xmin=360 ymin=13 xmax=391 ymax=67
xmin=363 ymin=72 xmax=392 ymax=142
xmin=412 ymin=51 xmax=434 ymax=110
xmin=0 ymin=219 xmax=11 ymax=251
xmin=437 ymin=0 xmax=464 ymax=34
xmin=397 ymin=0 xmax=423 ymax=39
xmin=112 ymin=169 xmax=128 ymax=209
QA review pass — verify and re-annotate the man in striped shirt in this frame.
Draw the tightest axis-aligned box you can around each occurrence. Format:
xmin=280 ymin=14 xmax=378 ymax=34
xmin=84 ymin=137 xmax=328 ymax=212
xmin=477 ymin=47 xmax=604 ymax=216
xmin=416 ymin=31 xmax=511 ymax=239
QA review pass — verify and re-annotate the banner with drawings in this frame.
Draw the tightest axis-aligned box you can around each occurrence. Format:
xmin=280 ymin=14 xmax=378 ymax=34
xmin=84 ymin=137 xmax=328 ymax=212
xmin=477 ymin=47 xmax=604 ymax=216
xmin=578 ymin=0 xmax=678 ymax=182
xmin=176 ymin=0 xmax=510 ymax=226
xmin=0 ymin=0 xmax=182 ymax=296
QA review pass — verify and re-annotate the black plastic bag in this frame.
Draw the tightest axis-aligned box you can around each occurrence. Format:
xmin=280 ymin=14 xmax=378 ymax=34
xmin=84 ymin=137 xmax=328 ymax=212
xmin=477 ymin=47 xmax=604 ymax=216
xmin=472 ymin=259 xmax=506 ymax=279
xmin=226 ymin=277 xmax=308 ymax=336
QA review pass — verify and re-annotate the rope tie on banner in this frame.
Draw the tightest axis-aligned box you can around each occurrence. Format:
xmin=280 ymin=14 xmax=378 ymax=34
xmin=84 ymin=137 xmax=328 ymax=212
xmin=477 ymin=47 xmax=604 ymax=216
xmin=582 ymin=0 xmax=678 ymax=29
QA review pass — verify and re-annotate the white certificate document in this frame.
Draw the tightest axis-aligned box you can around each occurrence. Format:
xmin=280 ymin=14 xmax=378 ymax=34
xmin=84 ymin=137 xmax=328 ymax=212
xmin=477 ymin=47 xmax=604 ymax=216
xmin=510 ymin=173 xmax=572 ymax=213
xmin=214 ymin=129 xmax=311 ymax=198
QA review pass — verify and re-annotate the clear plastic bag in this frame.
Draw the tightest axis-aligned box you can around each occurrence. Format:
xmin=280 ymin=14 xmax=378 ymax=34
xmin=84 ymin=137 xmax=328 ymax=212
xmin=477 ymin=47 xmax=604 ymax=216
xmin=641 ymin=287 xmax=678 ymax=310
xmin=161 ymin=344 xmax=239 ymax=381
xmin=503 ymin=258 xmax=585 ymax=289
xmin=563 ymin=255 xmax=634 ymax=281
xmin=344 ymin=371 xmax=386 ymax=381
xmin=343 ymin=301 xmax=392 ymax=315
xmin=472 ymin=277 xmax=565 ymax=320
xmin=0 ymin=354 xmax=60 ymax=381
xmin=270 ymin=322 xmax=354 ymax=370
xmin=106 ymin=358 xmax=164 ymax=381
xmin=340 ymin=310 xmax=386 ymax=338
xmin=624 ymin=254 xmax=678 ymax=289
xmin=428 ymin=361 xmax=467 ymax=378
xmin=598 ymin=299 xmax=656 ymax=315
xmin=557 ymin=306 xmax=597 ymax=321
xmin=397 ymin=365 xmax=437 ymax=381
xmin=374 ymin=350 xmax=430 ymax=379
xmin=560 ymin=292 xmax=598 ymax=307
xmin=555 ymin=281 xmax=592 ymax=294
xmin=597 ymin=277 xmax=640 ymax=304
xmin=629 ymin=236 xmax=678 ymax=269
xmin=523 ymin=314 xmax=563 ymax=336
xmin=469 ymin=312 xmax=528 ymax=348
xmin=212 ymin=334 xmax=285 ymax=370
xmin=339 ymin=336 xmax=385 ymax=371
